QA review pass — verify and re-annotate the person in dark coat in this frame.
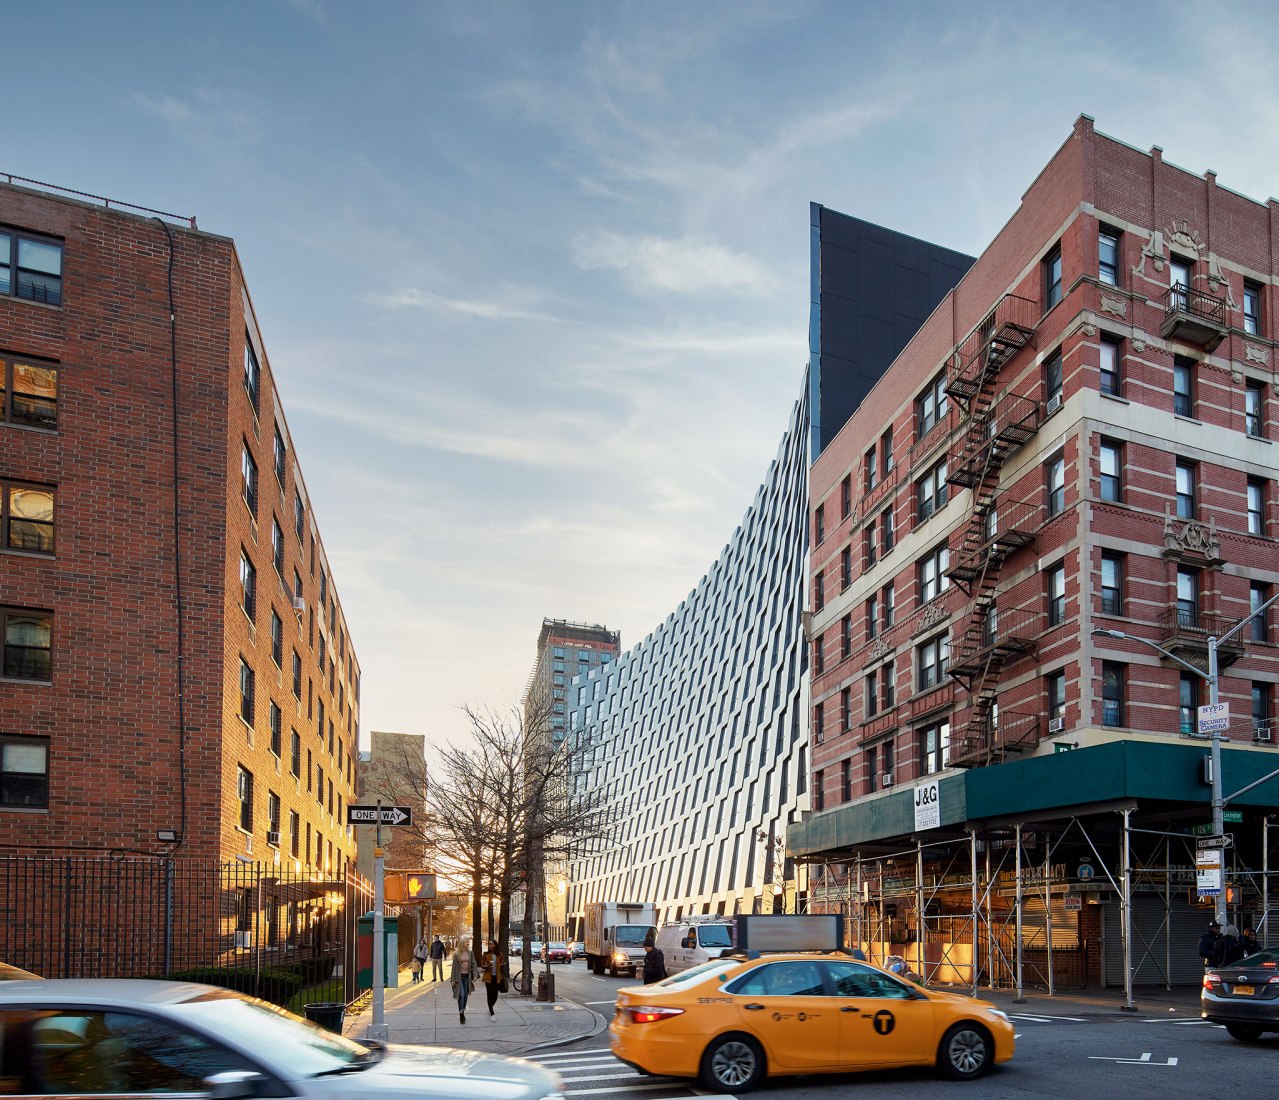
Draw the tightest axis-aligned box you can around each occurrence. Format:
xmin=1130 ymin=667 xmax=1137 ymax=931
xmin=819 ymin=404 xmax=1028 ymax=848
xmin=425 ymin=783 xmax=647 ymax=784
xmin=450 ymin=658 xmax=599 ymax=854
xmin=1198 ymin=919 xmax=1222 ymax=967
xmin=642 ymin=941 xmax=667 ymax=984
xmin=428 ymin=934 xmax=446 ymax=982
xmin=480 ymin=938 xmax=505 ymax=1017
xmin=1241 ymin=926 xmax=1259 ymax=956
xmin=1215 ymin=924 xmax=1246 ymax=967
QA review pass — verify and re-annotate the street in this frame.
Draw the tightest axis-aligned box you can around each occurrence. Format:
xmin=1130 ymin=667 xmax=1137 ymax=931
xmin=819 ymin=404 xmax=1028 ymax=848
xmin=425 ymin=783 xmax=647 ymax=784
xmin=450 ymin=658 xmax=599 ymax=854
xmin=531 ymin=964 xmax=1279 ymax=1099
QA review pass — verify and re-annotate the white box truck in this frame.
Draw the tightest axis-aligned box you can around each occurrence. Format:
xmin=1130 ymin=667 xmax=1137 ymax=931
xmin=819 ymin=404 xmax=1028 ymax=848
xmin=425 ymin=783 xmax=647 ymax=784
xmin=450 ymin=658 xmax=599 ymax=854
xmin=584 ymin=901 xmax=657 ymax=976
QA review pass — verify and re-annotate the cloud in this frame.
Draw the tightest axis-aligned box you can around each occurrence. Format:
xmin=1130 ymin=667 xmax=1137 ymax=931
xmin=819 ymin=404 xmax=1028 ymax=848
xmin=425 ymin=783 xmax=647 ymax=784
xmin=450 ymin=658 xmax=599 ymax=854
xmin=365 ymin=287 xmax=567 ymax=323
xmin=571 ymin=232 xmax=776 ymax=295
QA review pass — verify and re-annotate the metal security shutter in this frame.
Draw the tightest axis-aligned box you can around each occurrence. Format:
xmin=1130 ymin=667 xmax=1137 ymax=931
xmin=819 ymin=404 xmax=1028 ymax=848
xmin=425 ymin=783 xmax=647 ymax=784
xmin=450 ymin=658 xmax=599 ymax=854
xmin=1021 ymin=897 xmax=1081 ymax=948
xmin=1103 ymin=894 xmax=1205 ymax=986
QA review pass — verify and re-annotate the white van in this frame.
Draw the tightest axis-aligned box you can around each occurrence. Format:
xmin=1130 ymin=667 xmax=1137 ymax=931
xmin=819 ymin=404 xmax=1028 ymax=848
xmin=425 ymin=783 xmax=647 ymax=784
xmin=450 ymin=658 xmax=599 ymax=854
xmin=654 ymin=919 xmax=737 ymax=975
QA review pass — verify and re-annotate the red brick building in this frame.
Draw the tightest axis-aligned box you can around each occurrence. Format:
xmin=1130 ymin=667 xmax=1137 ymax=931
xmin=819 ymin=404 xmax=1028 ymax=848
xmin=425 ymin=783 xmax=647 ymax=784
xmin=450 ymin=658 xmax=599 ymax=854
xmin=0 ymin=178 xmax=360 ymax=875
xmin=791 ymin=117 xmax=1279 ymax=990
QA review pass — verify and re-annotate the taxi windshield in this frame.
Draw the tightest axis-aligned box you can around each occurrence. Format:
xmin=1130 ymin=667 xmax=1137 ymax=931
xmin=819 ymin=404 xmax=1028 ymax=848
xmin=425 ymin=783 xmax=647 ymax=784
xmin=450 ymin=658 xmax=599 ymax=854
xmin=653 ymin=959 xmax=739 ymax=989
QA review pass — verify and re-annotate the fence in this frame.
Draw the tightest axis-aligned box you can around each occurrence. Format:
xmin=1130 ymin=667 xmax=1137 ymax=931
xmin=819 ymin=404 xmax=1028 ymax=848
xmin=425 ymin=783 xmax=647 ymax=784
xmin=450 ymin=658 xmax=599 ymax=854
xmin=0 ymin=856 xmax=377 ymax=1006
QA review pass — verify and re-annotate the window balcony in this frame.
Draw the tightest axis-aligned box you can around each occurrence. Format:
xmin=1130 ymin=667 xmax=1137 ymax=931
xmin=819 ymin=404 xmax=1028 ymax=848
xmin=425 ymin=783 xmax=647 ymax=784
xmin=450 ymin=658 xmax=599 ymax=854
xmin=1160 ymin=284 xmax=1227 ymax=352
xmin=1157 ymin=608 xmax=1245 ymax=668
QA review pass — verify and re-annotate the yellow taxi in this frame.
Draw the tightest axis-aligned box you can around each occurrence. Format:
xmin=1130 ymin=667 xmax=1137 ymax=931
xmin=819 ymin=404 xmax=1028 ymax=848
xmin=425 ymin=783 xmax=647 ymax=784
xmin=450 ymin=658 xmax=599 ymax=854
xmin=610 ymin=953 xmax=1014 ymax=1091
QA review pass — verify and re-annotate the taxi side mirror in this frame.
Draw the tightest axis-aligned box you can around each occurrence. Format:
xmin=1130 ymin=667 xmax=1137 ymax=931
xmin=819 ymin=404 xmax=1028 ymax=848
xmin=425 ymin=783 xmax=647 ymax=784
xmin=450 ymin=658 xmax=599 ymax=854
xmin=204 ymin=1070 xmax=267 ymax=1098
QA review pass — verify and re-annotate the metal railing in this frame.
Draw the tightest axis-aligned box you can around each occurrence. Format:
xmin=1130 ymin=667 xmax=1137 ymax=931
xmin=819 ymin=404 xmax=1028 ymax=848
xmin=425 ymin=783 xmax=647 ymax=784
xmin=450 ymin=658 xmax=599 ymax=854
xmin=1163 ymin=283 xmax=1227 ymax=328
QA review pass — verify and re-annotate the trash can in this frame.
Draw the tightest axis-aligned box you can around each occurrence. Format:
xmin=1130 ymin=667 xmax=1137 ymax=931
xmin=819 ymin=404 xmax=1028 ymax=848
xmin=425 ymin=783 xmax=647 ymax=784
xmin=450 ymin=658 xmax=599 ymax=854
xmin=536 ymin=971 xmax=555 ymax=1002
xmin=303 ymin=1002 xmax=346 ymax=1033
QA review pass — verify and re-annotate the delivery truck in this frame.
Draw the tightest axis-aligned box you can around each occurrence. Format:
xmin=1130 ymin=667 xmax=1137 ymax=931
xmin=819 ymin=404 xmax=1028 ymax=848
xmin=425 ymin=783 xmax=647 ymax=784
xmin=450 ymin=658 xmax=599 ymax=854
xmin=583 ymin=900 xmax=658 ymax=976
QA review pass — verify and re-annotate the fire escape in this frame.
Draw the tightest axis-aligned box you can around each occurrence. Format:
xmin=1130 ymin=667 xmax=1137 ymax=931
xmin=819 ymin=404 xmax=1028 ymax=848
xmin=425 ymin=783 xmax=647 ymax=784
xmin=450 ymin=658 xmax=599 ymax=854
xmin=942 ymin=294 xmax=1042 ymax=767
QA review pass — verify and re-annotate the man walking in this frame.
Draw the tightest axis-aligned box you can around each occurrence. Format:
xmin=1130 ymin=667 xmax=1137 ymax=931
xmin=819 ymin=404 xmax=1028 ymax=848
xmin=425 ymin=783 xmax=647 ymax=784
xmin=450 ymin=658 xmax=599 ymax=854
xmin=1198 ymin=919 xmax=1222 ymax=968
xmin=642 ymin=940 xmax=667 ymax=984
xmin=429 ymin=934 xmax=446 ymax=982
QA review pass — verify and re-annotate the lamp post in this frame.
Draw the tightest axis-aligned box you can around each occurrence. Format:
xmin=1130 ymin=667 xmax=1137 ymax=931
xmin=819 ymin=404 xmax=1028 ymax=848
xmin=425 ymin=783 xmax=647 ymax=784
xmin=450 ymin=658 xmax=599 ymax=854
xmin=1094 ymin=587 xmax=1279 ymax=926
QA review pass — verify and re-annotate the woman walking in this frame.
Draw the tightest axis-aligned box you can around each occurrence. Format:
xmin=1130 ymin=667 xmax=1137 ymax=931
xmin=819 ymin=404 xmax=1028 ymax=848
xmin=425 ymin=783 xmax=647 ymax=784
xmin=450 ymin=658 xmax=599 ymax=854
xmin=450 ymin=938 xmax=480 ymax=1023
xmin=480 ymin=938 xmax=505 ymax=1017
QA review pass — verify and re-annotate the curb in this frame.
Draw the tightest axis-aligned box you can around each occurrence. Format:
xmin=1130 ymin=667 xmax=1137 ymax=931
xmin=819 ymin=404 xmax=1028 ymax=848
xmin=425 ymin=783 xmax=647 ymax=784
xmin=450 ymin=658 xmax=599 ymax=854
xmin=523 ymin=1006 xmax=610 ymax=1051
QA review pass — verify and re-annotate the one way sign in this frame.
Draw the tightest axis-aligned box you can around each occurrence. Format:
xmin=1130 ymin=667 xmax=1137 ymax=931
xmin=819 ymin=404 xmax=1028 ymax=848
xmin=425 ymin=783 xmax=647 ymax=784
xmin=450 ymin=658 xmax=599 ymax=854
xmin=347 ymin=805 xmax=413 ymax=827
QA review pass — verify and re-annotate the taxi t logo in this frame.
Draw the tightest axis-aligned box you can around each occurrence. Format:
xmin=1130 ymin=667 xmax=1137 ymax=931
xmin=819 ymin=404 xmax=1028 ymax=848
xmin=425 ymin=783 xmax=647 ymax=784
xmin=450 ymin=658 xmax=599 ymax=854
xmin=872 ymin=1009 xmax=895 ymax=1035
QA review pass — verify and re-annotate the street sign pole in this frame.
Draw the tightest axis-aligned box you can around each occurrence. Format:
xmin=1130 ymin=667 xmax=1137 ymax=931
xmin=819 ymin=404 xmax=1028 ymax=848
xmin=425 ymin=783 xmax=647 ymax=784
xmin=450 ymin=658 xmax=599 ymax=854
xmin=368 ymin=799 xmax=389 ymax=1041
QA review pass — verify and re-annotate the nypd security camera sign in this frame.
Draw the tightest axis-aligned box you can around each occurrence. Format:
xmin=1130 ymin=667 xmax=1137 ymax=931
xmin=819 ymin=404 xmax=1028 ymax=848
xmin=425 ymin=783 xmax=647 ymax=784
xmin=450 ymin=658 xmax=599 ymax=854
xmin=914 ymin=779 xmax=940 ymax=831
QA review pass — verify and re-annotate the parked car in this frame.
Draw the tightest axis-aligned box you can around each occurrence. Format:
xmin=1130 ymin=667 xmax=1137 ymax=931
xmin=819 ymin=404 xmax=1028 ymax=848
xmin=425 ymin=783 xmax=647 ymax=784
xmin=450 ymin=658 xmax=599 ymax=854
xmin=570 ymin=941 xmax=586 ymax=959
xmin=509 ymin=938 xmax=524 ymax=957
xmin=543 ymin=942 xmax=571 ymax=964
xmin=611 ymin=953 xmax=1014 ymax=1091
xmin=0 ymin=978 xmax=565 ymax=1098
xmin=1202 ymin=948 xmax=1279 ymax=1040
xmin=528 ymin=941 xmax=544 ymax=960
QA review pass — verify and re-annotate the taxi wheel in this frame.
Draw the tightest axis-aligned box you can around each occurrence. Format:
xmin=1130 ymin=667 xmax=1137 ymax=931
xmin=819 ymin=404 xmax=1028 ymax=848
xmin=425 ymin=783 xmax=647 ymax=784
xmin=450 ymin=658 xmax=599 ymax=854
xmin=937 ymin=1023 xmax=992 ymax=1080
xmin=700 ymin=1034 xmax=765 ymax=1093
xmin=1226 ymin=1024 xmax=1263 ymax=1042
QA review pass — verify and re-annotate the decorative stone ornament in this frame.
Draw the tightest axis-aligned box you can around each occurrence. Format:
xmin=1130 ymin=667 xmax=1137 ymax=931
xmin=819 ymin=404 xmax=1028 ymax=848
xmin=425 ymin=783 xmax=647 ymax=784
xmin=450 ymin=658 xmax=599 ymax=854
xmin=1246 ymin=343 xmax=1270 ymax=366
xmin=1162 ymin=504 xmax=1223 ymax=565
xmin=1100 ymin=295 xmax=1127 ymax=318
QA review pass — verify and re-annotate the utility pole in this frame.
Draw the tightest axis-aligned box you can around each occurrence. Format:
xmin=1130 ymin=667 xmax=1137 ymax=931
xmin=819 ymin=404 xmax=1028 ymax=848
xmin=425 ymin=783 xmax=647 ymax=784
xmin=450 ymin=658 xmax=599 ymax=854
xmin=368 ymin=799 xmax=389 ymax=1041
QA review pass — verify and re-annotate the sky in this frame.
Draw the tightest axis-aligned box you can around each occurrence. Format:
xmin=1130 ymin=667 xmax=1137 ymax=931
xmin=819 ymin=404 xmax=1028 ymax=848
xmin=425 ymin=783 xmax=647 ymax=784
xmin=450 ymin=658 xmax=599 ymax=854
xmin=8 ymin=0 xmax=1279 ymax=752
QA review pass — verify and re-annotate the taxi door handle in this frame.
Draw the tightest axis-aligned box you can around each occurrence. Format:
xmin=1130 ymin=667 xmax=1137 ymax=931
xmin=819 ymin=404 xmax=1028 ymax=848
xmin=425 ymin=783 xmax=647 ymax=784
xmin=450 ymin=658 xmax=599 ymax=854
xmin=840 ymin=1005 xmax=860 ymax=1013
xmin=744 ymin=1003 xmax=766 ymax=1011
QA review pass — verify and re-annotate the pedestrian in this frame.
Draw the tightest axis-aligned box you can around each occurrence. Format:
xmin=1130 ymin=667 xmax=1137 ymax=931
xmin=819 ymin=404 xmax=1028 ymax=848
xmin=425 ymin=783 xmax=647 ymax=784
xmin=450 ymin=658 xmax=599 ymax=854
xmin=480 ymin=938 xmax=505 ymax=1017
xmin=1241 ymin=925 xmax=1259 ymax=956
xmin=1215 ymin=924 xmax=1246 ymax=967
xmin=450 ymin=938 xmax=479 ymax=1023
xmin=1197 ymin=919 xmax=1222 ymax=967
xmin=642 ymin=940 xmax=667 ymax=984
xmin=411 ymin=936 xmax=428 ymax=982
xmin=429 ymin=933 xmax=446 ymax=982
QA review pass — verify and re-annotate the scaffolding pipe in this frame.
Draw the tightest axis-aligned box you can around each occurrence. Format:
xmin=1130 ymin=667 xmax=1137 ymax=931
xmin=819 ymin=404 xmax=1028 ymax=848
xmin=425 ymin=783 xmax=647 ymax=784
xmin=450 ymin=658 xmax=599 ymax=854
xmin=985 ymin=844 xmax=994 ymax=990
xmin=877 ymin=858 xmax=885 ymax=966
xmin=916 ymin=840 xmax=925 ymax=977
xmin=1164 ymin=835 xmax=1172 ymax=991
xmin=970 ymin=830 xmax=979 ymax=996
xmin=855 ymin=857 xmax=863 ymax=954
xmin=1014 ymin=824 xmax=1024 ymax=1001
xmin=1265 ymin=819 xmax=1272 ymax=950
xmin=1121 ymin=808 xmax=1136 ymax=1012
xmin=1043 ymin=842 xmax=1053 ymax=997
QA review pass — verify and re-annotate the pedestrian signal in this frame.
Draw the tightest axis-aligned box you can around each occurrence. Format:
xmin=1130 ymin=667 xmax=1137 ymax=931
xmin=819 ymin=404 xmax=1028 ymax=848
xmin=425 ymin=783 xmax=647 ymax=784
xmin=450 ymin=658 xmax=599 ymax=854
xmin=405 ymin=872 xmax=436 ymax=900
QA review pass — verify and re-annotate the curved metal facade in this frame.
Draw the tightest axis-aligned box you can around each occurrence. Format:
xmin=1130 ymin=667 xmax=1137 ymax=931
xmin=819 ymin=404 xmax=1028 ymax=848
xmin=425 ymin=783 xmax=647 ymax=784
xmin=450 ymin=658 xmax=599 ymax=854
xmin=568 ymin=385 xmax=811 ymax=923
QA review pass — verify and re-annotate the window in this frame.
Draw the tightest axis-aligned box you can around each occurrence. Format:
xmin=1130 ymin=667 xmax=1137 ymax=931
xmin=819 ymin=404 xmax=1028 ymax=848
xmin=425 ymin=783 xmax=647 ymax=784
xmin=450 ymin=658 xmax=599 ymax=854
xmin=270 ymin=609 xmax=283 ymax=667
xmin=815 ymin=571 xmax=825 ymax=611
xmin=1244 ymin=280 xmax=1262 ymax=336
xmin=841 ymin=545 xmax=852 ymax=591
xmin=1099 ymin=338 xmax=1121 ymax=397
xmin=841 ymin=758 xmax=852 ymax=801
xmin=882 ymin=581 xmax=895 ymax=628
xmin=1046 ymin=454 xmax=1066 ymax=517
xmin=1044 ymin=243 xmax=1063 ymax=308
xmin=269 ymin=701 xmax=282 ymax=757
xmin=1045 ymin=349 xmax=1063 ymax=408
xmin=0 ymin=356 xmax=57 ymax=428
xmin=2 ymin=481 xmax=54 ymax=553
xmin=864 ymin=446 xmax=878 ymax=491
xmin=881 ymin=427 xmax=894 ymax=475
xmin=239 ymin=552 xmax=256 ymax=620
xmin=290 ymin=729 xmax=301 ymax=777
xmin=917 ymin=459 xmax=948 ymax=520
xmin=917 ymin=373 xmax=948 ymax=436
xmin=1251 ymin=582 xmax=1271 ymax=643
xmin=316 ymin=763 xmax=324 ymax=804
xmin=291 ymin=650 xmax=302 ymax=698
xmin=267 ymin=791 xmax=281 ymax=840
xmin=0 ymin=229 xmax=62 ymax=305
xmin=273 ymin=424 xmax=287 ymax=485
xmin=1170 ymin=256 xmax=1192 ymax=300
xmin=1179 ymin=672 xmax=1200 ymax=734
xmin=241 ymin=444 xmax=258 ymax=516
xmin=916 ymin=633 xmax=949 ymax=690
xmin=1175 ymin=461 xmax=1196 ymax=519
xmin=294 ymin=494 xmax=305 ymax=539
xmin=812 ymin=633 xmax=824 ymax=676
xmin=1253 ymin=681 xmax=1273 ymax=736
xmin=1176 ymin=567 xmax=1200 ymax=628
xmin=920 ymin=719 xmax=950 ymax=774
xmin=1 ymin=734 xmax=48 ymax=807
xmin=1101 ymin=662 xmax=1124 ymax=727
xmin=1047 ymin=670 xmax=1066 ymax=724
xmin=1246 ymin=381 xmax=1265 ymax=439
xmin=1173 ymin=357 xmax=1195 ymax=417
xmin=880 ymin=507 xmax=894 ymax=553
xmin=726 ymin=960 xmax=826 ymax=998
xmin=1101 ymin=552 xmax=1124 ymax=615
xmin=239 ymin=659 xmax=255 ymax=726
xmin=865 ymin=669 xmax=879 ymax=717
xmin=813 ymin=702 xmax=824 ymax=745
xmin=865 ymin=744 xmax=878 ymax=795
xmin=244 ymin=339 xmax=260 ymax=414
xmin=814 ymin=504 xmax=825 ymax=544
xmin=840 ymin=475 xmax=852 ymax=519
xmin=841 ymin=687 xmax=852 ymax=731
xmin=881 ymin=658 xmax=895 ymax=709
xmin=864 ymin=524 xmax=877 ymax=569
xmin=1099 ymin=440 xmax=1122 ymax=503
xmin=919 ymin=544 xmax=950 ymax=604
xmin=865 ymin=595 xmax=878 ymax=640
xmin=1047 ymin=563 xmax=1066 ymax=626
xmin=1098 ymin=227 xmax=1120 ymax=286
xmin=238 ymin=766 xmax=254 ymax=831
xmin=880 ymin=739 xmax=894 ymax=786
xmin=3 ymin=608 xmax=51 ymax=680
xmin=1248 ymin=478 xmax=1266 ymax=536
xmin=841 ymin=614 xmax=852 ymax=659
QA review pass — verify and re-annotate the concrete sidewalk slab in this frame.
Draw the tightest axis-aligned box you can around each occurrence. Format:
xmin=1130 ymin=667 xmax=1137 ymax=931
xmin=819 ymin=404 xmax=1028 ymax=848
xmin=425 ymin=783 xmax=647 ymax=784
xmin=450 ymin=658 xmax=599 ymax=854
xmin=343 ymin=969 xmax=606 ymax=1056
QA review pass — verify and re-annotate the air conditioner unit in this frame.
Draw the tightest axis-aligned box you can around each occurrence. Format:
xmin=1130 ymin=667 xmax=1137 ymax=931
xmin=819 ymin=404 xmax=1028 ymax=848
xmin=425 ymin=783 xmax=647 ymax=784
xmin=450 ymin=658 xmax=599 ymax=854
xmin=292 ymin=595 xmax=305 ymax=616
xmin=1255 ymin=725 xmax=1273 ymax=744
xmin=1048 ymin=716 xmax=1066 ymax=734
xmin=881 ymin=773 xmax=893 ymax=789
xmin=1046 ymin=392 xmax=1063 ymax=416
xmin=266 ymin=830 xmax=281 ymax=846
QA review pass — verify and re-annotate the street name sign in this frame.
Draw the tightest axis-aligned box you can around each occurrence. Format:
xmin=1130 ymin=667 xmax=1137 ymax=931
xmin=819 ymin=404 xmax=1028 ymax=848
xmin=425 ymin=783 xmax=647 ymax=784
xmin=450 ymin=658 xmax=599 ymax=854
xmin=347 ymin=805 xmax=414 ymax=826
xmin=1197 ymin=703 xmax=1230 ymax=734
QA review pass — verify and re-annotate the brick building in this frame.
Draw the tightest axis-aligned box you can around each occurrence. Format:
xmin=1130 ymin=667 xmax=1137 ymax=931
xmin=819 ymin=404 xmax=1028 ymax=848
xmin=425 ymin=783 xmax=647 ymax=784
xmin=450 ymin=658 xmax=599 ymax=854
xmin=0 ymin=177 xmax=360 ymax=878
xmin=791 ymin=117 xmax=1279 ymax=991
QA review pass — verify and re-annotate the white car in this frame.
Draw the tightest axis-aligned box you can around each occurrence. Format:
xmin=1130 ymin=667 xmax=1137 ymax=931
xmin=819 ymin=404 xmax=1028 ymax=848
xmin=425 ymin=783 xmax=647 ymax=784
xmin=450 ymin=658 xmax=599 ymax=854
xmin=0 ymin=978 xmax=564 ymax=1099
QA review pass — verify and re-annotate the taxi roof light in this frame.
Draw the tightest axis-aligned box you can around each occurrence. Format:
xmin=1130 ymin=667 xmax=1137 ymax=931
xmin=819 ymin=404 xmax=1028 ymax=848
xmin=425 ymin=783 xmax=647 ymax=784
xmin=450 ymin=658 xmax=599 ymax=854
xmin=629 ymin=1006 xmax=685 ymax=1024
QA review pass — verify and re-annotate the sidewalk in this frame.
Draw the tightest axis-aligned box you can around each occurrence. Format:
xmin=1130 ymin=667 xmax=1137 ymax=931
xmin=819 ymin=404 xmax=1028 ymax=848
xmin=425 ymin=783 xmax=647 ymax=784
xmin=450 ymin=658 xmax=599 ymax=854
xmin=342 ymin=968 xmax=606 ymax=1056
xmin=938 ymin=982 xmax=1204 ymax=1017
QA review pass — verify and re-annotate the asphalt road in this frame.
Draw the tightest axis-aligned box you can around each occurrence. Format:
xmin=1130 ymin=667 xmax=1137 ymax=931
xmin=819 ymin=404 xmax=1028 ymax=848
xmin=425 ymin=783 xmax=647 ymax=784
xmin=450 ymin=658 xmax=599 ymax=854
xmin=533 ymin=959 xmax=1279 ymax=1099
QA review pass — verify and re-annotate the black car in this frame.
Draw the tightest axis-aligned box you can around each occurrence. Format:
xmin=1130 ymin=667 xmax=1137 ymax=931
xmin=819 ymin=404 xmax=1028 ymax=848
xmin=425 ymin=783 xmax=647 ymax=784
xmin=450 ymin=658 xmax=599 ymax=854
xmin=1202 ymin=949 xmax=1279 ymax=1040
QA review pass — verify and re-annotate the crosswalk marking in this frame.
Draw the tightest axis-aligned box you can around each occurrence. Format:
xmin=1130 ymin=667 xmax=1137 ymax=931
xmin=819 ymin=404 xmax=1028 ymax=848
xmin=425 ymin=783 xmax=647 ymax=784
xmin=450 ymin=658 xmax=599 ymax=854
xmin=531 ymin=1050 xmax=702 ymax=1099
xmin=1008 ymin=1013 xmax=1086 ymax=1023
